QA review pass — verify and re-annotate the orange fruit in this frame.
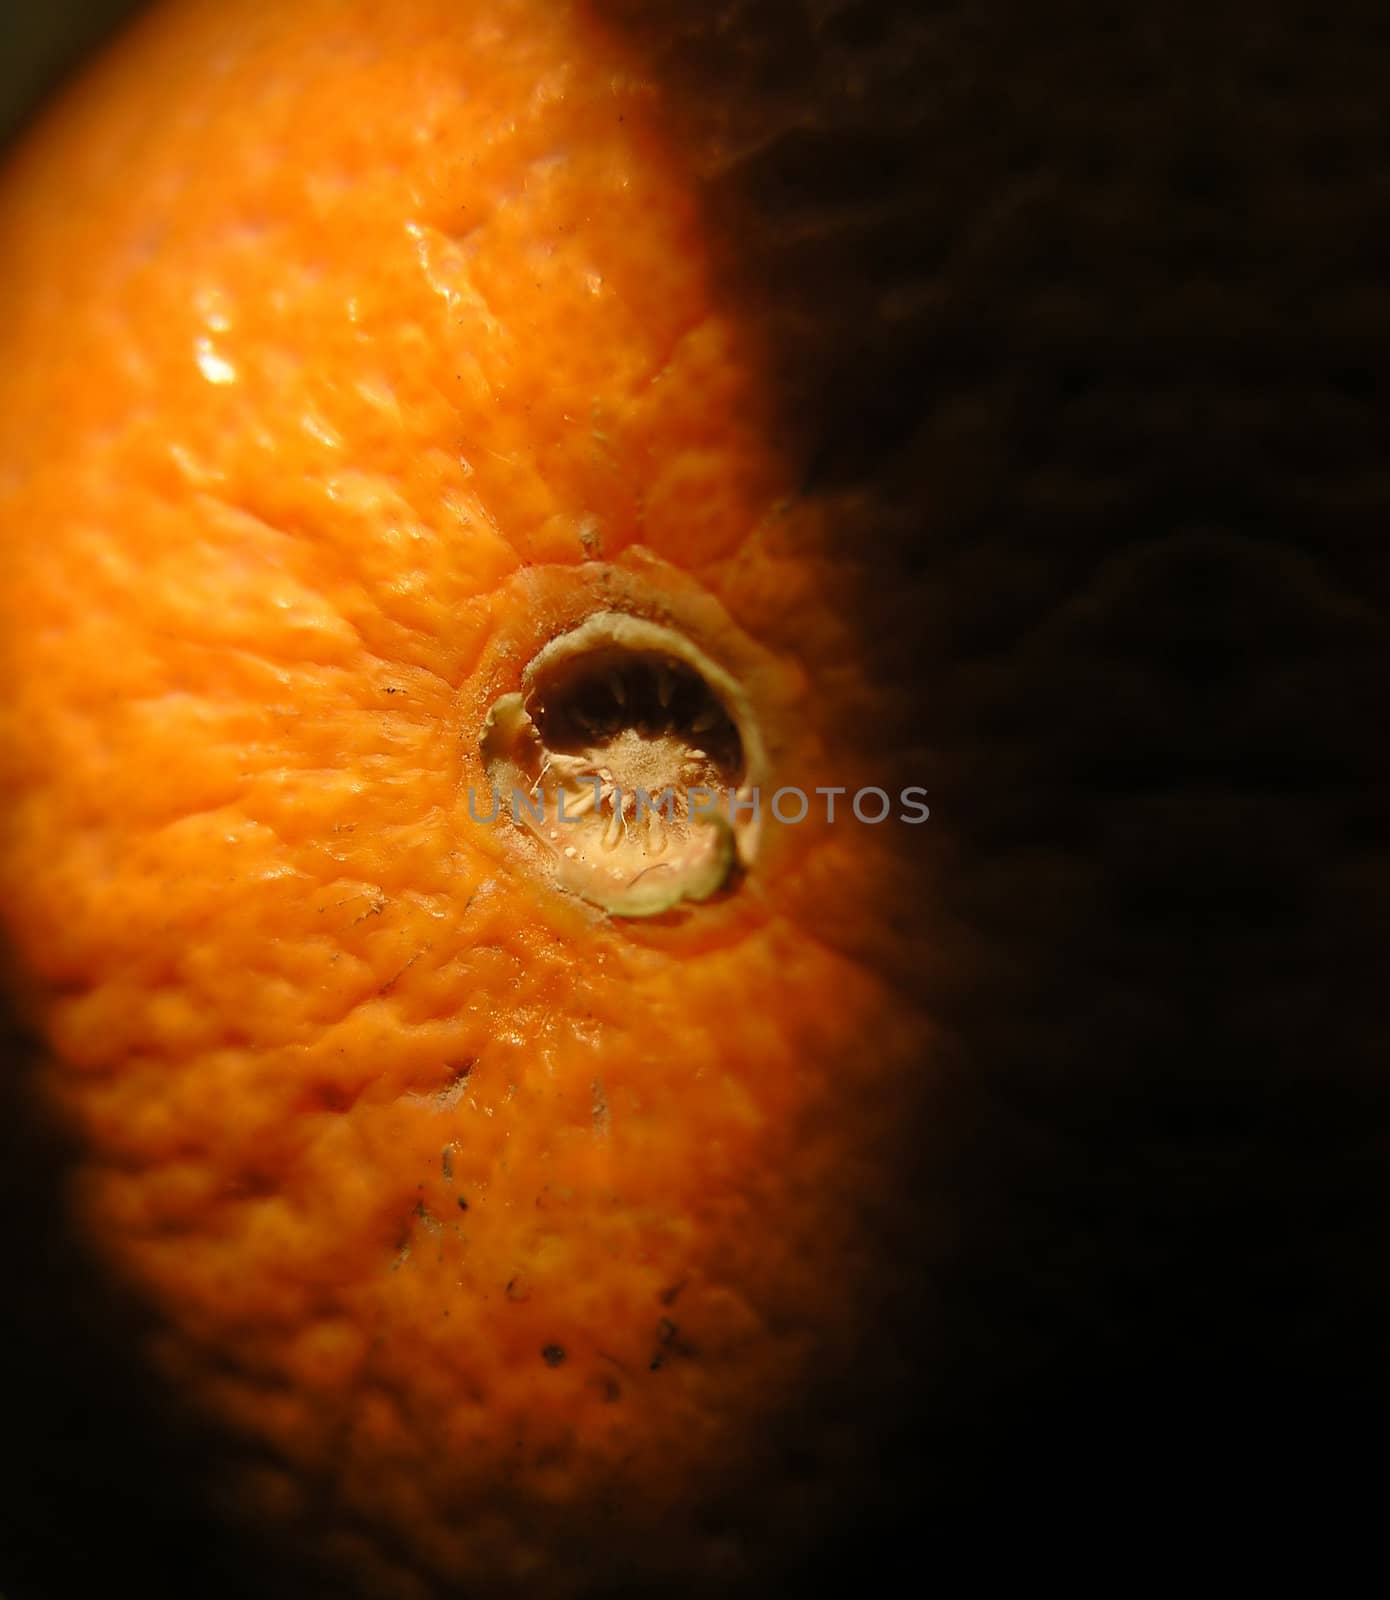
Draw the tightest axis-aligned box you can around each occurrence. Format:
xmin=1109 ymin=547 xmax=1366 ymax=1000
xmin=0 ymin=1 xmax=937 ymax=1594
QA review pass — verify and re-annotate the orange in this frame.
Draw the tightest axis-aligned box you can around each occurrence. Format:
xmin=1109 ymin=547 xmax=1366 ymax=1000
xmin=0 ymin=2 xmax=936 ymax=1594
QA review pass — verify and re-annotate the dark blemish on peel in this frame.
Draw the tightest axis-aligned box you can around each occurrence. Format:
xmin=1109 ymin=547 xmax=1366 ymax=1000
xmin=649 ymin=1318 xmax=693 ymax=1371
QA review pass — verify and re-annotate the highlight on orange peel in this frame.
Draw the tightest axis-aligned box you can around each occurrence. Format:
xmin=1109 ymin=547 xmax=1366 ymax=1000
xmin=0 ymin=2 xmax=937 ymax=1594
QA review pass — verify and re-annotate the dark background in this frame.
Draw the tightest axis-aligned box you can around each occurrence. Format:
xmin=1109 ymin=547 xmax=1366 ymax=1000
xmin=0 ymin=0 xmax=136 ymax=147
xmin=2 ymin=0 xmax=1388 ymax=1592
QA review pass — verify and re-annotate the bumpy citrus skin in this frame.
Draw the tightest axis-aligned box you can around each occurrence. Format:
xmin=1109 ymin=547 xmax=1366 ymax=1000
xmin=0 ymin=1 xmax=934 ymax=1594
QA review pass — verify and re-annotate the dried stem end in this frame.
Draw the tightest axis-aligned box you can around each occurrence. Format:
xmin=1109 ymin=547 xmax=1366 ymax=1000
xmin=481 ymin=613 xmax=767 ymax=917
